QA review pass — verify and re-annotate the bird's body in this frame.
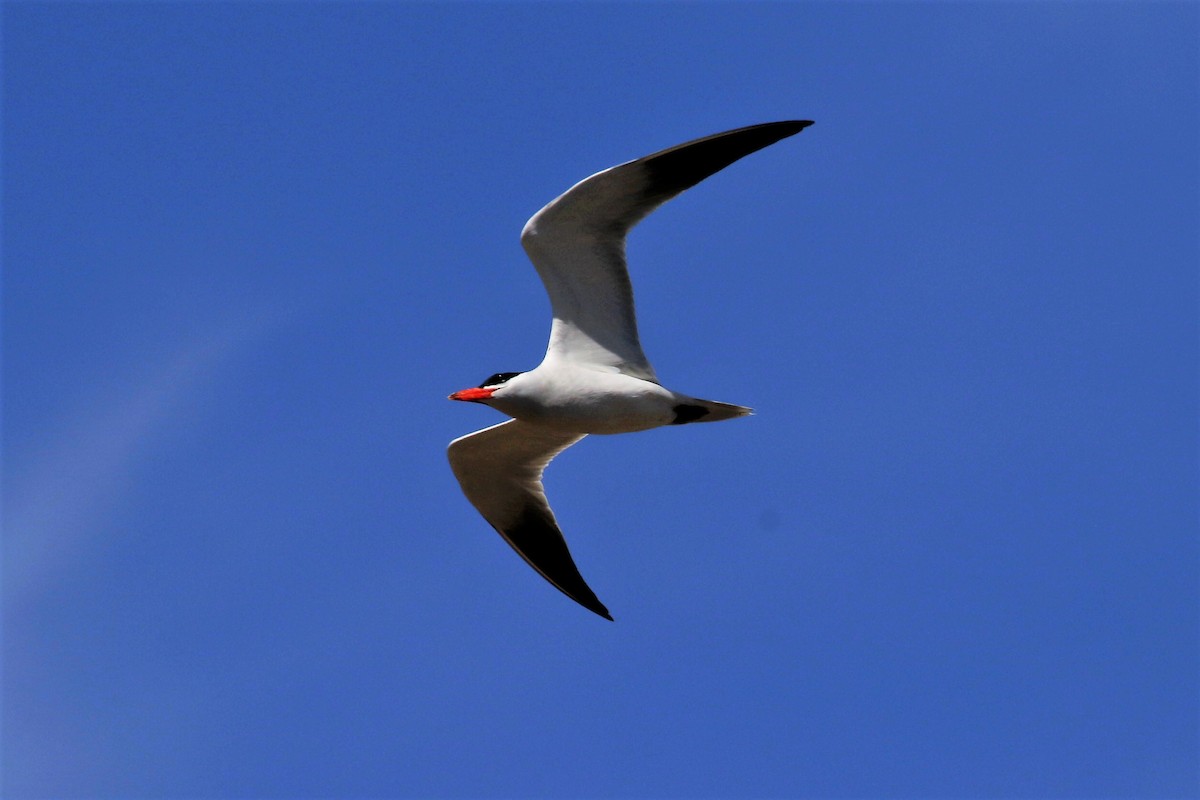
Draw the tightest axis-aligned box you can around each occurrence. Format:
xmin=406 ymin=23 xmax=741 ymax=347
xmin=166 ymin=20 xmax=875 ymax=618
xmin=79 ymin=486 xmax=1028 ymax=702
xmin=477 ymin=363 xmax=746 ymax=435
xmin=448 ymin=120 xmax=812 ymax=619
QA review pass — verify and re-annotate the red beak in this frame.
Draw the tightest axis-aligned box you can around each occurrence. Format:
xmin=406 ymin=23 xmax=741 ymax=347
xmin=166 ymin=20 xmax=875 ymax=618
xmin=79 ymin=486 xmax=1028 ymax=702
xmin=448 ymin=387 xmax=495 ymax=402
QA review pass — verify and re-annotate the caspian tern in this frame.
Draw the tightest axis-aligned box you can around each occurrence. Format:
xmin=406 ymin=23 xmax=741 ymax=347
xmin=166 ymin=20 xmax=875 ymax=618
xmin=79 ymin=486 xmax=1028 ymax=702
xmin=448 ymin=120 xmax=813 ymax=620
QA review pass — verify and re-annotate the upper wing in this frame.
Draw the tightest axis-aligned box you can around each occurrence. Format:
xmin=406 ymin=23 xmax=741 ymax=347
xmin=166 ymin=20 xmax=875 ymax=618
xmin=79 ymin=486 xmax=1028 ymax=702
xmin=447 ymin=419 xmax=610 ymax=620
xmin=520 ymin=120 xmax=814 ymax=382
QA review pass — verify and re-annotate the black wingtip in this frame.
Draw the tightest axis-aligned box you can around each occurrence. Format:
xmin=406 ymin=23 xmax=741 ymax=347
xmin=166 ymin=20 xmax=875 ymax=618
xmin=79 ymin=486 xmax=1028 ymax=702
xmin=573 ymin=583 xmax=613 ymax=620
xmin=573 ymin=586 xmax=613 ymax=621
xmin=771 ymin=119 xmax=814 ymax=133
xmin=744 ymin=119 xmax=814 ymax=141
xmin=500 ymin=505 xmax=615 ymax=621
xmin=639 ymin=119 xmax=814 ymax=201
xmin=751 ymin=119 xmax=814 ymax=143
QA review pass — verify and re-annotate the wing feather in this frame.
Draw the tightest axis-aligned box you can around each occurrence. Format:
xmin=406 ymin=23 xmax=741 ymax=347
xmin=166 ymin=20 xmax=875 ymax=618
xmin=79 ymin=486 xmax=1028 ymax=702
xmin=447 ymin=419 xmax=610 ymax=620
xmin=520 ymin=120 xmax=813 ymax=381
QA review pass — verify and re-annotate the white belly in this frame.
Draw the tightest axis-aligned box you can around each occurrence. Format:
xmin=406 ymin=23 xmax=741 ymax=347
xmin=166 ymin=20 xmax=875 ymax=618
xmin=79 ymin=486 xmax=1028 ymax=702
xmin=489 ymin=366 xmax=678 ymax=434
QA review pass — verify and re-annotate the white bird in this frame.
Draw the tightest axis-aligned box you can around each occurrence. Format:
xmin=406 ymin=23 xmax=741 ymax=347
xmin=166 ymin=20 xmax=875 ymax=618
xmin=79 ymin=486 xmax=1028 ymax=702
xmin=448 ymin=120 xmax=813 ymax=620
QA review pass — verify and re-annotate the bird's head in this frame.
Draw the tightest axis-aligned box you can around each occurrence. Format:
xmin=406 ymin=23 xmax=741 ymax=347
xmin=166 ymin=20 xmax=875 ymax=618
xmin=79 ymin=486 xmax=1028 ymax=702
xmin=448 ymin=371 xmax=524 ymax=404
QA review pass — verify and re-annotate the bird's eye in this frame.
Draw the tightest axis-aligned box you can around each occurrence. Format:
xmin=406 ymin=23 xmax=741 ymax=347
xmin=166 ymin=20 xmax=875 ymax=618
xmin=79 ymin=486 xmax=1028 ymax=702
xmin=479 ymin=371 xmax=522 ymax=388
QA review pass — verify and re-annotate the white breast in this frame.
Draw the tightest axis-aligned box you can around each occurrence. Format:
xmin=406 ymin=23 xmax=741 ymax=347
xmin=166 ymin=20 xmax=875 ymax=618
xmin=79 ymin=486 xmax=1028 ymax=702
xmin=489 ymin=364 xmax=678 ymax=434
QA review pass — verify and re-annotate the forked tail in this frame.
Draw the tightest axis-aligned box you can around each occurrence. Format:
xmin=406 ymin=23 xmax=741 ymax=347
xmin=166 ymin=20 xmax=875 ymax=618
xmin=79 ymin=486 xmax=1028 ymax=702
xmin=670 ymin=398 xmax=754 ymax=425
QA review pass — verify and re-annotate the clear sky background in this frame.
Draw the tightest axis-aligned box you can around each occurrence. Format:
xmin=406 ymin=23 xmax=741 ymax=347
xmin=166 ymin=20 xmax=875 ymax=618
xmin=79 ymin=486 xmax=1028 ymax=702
xmin=4 ymin=3 xmax=1197 ymax=799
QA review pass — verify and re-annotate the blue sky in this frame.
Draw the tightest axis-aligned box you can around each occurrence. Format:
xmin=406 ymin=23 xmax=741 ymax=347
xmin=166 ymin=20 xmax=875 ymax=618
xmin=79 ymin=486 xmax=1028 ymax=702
xmin=3 ymin=3 xmax=1197 ymax=798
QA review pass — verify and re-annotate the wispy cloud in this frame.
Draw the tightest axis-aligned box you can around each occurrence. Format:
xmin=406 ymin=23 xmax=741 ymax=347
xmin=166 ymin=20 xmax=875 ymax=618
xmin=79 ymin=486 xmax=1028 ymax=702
xmin=3 ymin=308 xmax=284 ymax=609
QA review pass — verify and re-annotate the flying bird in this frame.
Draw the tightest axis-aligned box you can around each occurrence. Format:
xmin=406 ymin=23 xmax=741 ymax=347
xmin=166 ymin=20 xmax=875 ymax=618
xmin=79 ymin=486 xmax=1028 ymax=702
xmin=448 ymin=120 xmax=813 ymax=620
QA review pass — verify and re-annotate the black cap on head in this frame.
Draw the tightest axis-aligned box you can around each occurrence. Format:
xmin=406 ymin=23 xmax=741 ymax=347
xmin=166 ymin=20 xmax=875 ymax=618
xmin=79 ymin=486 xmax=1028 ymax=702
xmin=479 ymin=372 xmax=522 ymax=388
